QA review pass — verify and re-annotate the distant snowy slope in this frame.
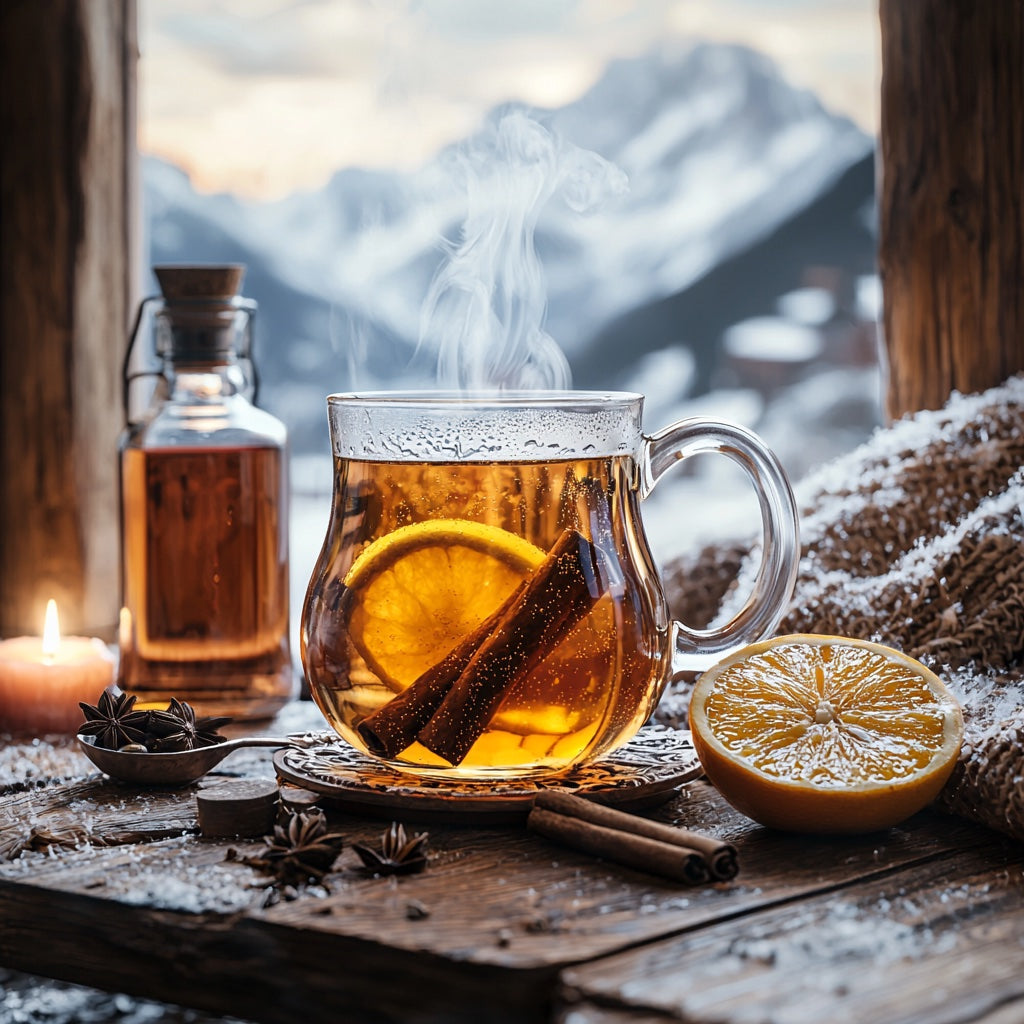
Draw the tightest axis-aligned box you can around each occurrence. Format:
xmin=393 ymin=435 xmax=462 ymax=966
xmin=144 ymin=40 xmax=872 ymax=444
xmin=539 ymin=43 xmax=871 ymax=348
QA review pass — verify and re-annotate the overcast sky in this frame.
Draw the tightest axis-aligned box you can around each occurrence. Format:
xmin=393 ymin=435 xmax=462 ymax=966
xmin=139 ymin=0 xmax=878 ymax=198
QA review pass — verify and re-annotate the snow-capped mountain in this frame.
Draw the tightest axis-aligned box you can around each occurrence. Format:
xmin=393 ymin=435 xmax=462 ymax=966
xmin=144 ymin=40 xmax=874 ymax=450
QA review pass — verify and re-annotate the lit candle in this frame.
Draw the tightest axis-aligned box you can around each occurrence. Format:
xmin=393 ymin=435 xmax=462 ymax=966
xmin=0 ymin=600 xmax=116 ymax=735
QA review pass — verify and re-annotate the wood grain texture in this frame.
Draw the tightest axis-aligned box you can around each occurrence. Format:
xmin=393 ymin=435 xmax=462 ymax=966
xmin=0 ymin=0 xmax=135 ymax=637
xmin=559 ymin=844 xmax=1024 ymax=1024
xmin=878 ymin=0 xmax=1024 ymax=420
xmin=1 ymin=728 xmax=1020 ymax=1024
xmin=0 ymin=775 xmax=199 ymax=860
xmin=0 ymin=771 xmax=1003 ymax=963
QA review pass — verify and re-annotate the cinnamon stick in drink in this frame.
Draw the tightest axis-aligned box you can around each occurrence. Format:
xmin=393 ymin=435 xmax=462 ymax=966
xmin=532 ymin=790 xmax=739 ymax=882
xmin=356 ymin=529 xmax=603 ymax=762
xmin=356 ymin=595 xmax=518 ymax=759
xmin=415 ymin=529 xmax=606 ymax=766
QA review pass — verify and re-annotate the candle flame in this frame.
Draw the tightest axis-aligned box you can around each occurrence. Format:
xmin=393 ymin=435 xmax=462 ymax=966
xmin=42 ymin=599 xmax=61 ymax=658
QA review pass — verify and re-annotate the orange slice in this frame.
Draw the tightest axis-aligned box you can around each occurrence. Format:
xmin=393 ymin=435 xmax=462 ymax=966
xmin=688 ymin=634 xmax=964 ymax=833
xmin=343 ymin=519 xmax=547 ymax=691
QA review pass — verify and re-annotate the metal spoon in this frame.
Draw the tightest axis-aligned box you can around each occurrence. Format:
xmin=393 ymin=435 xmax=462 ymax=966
xmin=77 ymin=733 xmax=318 ymax=786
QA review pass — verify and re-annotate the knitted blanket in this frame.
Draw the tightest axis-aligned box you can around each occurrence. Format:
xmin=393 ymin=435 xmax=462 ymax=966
xmin=660 ymin=375 xmax=1024 ymax=841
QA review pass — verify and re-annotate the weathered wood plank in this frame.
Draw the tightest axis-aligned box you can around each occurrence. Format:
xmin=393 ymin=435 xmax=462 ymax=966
xmin=257 ymin=795 xmax=1009 ymax=969
xmin=0 ymin=774 xmax=209 ymax=860
xmin=560 ymin=996 xmax=1024 ymax=1024
xmin=1 ymin=776 xmax=1005 ymax=964
xmin=0 ymin=777 xmax=1012 ymax=1024
xmin=878 ymin=0 xmax=1024 ymax=420
xmin=0 ymin=0 xmax=135 ymax=637
xmin=0 ymin=874 xmax=558 ymax=1024
xmin=558 ymin=844 xmax=1024 ymax=1024
xmin=0 ymin=744 xmax=287 ymax=859
xmin=2 ymin=713 xmax=1017 ymax=1024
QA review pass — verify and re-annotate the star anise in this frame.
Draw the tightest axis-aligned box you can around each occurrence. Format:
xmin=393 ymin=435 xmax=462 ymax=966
xmin=246 ymin=810 xmax=346 ymax=886
xmin=78 ymin=690 xmax=149 ymax=750
xmin=145 ymin=698 xmax=231 ymax=752
xmin=352 ymin=822 xmax=429 ymax=876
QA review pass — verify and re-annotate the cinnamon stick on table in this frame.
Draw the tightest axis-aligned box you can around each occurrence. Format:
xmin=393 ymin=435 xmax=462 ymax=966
xmin=528 ymin=790 xmax=739 ymax=884
xmin=356 ymin=529 xmax=605 ymax=765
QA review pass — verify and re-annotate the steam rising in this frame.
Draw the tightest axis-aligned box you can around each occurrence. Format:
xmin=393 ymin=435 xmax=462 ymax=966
xmin=420 ymin=110 xmax=627 ymax=390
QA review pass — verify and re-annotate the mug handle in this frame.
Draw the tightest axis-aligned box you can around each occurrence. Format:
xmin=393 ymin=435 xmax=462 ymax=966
xmin=639 ymin=418 xmax=800 ymax=673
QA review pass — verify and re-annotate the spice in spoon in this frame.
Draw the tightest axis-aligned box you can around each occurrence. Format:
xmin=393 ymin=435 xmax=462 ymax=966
xmin=146 ymin=697 xmax=231 ymax=752
xmin=78 ymin=690 xmax=149 ymax=750
xmin=78 ymin=690 xmax=231 ymax=752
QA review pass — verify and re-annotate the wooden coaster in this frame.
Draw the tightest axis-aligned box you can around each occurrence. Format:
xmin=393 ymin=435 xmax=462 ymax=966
xmin=273 ymin=725 xmax=702 ymax=825
xmin=280 ymin=785 xmax=321 ymax=812
xmin=196 ymin=778 xmax=279 ymax=837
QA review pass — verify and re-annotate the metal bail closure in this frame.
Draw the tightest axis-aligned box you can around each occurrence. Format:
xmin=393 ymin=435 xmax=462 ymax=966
xmin=123 ymin=264 xmax=257 ymax=425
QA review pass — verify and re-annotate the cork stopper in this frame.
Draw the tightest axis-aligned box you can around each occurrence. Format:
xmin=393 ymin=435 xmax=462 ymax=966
xmin=154 ymin=264 xmax=246 ymax=304
xmin=151 ymin=264 xmax=250 ymax=358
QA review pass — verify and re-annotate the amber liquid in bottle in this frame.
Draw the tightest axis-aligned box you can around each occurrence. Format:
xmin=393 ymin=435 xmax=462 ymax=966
xmin=119 ymin=444 xmax=292 ymax=719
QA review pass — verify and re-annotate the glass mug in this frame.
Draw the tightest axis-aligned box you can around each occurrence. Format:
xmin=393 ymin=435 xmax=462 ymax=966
xmin=301 ymin=391 xmax=799 ymax=780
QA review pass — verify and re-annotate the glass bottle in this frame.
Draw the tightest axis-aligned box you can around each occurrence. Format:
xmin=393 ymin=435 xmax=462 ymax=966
xmin=118 ymin=265 xmax=294 ymax=720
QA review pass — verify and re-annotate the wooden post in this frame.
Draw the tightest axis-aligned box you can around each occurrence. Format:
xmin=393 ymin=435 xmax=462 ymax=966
xmin=878 ymin=0 xmax=1024 ymax=420
xmin=0 ymin=0 xmax=137 ymax=637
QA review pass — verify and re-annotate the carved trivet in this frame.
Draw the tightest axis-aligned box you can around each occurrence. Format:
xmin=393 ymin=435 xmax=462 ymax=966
xmin=273 ymin=725 xmax=702 ymax=824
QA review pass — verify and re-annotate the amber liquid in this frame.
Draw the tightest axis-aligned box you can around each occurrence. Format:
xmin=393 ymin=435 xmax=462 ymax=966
xmin=120 ymin=445 xmax=293 ymax=719
xmin=302 ymin=455 xmax=671 ymax=777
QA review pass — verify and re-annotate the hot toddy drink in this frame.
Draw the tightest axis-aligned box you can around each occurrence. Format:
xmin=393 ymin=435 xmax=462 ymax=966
xmin=301 ymin=391 xmax=798 ymax=780
xmin=303 ymin=454 xmax=664 ymax=776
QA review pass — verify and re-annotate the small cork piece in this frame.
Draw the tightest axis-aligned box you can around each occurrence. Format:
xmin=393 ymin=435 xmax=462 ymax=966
xmin=280 ymin=785 xmax=321 ymax=812
xmin=197 ymin=779 xmax=279 ymax=838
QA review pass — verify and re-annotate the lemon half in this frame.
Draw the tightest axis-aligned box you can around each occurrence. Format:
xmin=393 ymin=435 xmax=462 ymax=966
xmin=689 ymin=634 xmax=964 ymax=833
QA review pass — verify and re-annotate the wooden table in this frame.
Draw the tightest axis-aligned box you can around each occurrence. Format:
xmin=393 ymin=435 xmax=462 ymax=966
xmin=2 ymin=703 xmax=1022 ymax=1024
